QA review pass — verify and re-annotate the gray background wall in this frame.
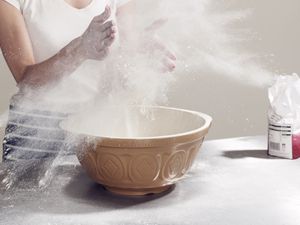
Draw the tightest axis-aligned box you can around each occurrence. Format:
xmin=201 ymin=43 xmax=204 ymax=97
xmin=0 ymin=0 xmax=299 ymax=140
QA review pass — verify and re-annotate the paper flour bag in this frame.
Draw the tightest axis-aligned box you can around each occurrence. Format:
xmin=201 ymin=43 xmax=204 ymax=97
xmin=268 ymin=74 xmax=300 ymax=159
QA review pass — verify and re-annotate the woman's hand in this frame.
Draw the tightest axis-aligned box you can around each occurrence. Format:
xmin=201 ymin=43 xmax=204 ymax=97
xmin=79 ymin=6 xmax=117 ymax=60
xmin=144 ymin=36 xmax=177 ymax=73
xmin=142 ymin=19 xmax=177 ymax=73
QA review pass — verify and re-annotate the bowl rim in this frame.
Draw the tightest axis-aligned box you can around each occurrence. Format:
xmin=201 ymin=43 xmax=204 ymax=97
xmin=60 ymin=106 xmax=212 ymax=143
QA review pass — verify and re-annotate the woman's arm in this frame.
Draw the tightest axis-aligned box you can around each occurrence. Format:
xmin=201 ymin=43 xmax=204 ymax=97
xmin=0 ymin=2 xmax=116 ymax=90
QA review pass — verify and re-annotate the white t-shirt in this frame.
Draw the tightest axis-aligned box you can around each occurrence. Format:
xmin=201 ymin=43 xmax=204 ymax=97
xmin=4 ymin=0 xmax=130 ymax=112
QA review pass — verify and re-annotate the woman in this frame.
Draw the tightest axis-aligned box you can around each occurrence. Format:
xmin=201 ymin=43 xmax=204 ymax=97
xmin=0 ymin=0 xmax=176 ymax=162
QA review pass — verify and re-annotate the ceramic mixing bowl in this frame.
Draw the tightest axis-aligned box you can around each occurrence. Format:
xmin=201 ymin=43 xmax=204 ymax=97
xmin=61 ymin=106 xmax=212 ymax=196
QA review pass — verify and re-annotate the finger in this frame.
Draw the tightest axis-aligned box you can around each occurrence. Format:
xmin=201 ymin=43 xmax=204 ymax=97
xmin=98 ymin=35 xmax=115 ymax=51
xmin=161 ymin=58 xmax=176 ymax=73
xmin=165 ymin=49 xmax=176 ymax=61
xmin=101 ymin=26 xmax=117 ymax=40
xmin=152 ymin=40 xmax=176 ymax=60
xmin=151 ymin=39 xmax=167 ymax=52
xmin=102 ymin=35 xmax=116 ymax=47
xmin=94 ymin=6 xmax=111 ymax=23
xmin=145 ymin=18 xmax=168 ymax=32
xmin=100 ymin=20 xmax=115 ymax=32
xmin=161 ymin=65 xmax=175 ymax=73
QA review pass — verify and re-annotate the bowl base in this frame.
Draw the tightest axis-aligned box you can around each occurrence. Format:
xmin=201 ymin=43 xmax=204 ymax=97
xmin=104 ymin=184 xmax=175 ymax=196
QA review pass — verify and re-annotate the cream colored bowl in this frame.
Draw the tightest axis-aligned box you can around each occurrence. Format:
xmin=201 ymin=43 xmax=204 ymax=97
xmin=61 ymin=106 xmax=212 ymax=196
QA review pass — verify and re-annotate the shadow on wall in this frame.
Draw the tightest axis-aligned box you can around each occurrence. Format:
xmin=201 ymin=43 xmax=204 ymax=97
xmin=0 ymin=53 xmax=17 ymax=113
xmin=0 ymin=52 xmax=16 ymax=162
xmin=0 ymin=126 xmax=4 ymax=162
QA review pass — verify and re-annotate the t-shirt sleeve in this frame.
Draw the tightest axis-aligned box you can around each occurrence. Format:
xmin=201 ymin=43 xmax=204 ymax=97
xmin=116 ymin=0 xmax=131 ymax=7
xmin=2 ymin=0 xmax=21 ymax=10
xmin=4 ymin=0 xmax=127 ymax=11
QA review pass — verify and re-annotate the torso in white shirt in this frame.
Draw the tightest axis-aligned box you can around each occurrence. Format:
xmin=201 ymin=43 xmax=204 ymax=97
xmin=5 ymin=0 xmax=129 ymax=112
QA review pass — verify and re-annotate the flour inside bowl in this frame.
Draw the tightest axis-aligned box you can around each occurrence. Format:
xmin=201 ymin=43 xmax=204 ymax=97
xmin=61 ymin=106 xmax=207 ymax=139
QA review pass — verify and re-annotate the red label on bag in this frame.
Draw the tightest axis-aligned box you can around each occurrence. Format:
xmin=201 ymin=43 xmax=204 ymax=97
xmin=292 ymin=133 xmax=300 ymax=159
xmin=268 ymin=122 xmax=300 ymax=160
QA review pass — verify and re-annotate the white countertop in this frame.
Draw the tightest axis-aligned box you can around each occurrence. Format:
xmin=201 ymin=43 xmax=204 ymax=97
xmin=1 ymin=136 xmax=300 ymax=225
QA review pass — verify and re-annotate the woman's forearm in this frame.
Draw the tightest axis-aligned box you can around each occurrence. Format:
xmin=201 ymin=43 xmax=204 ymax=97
xmin=18 ymin=37 xmax=86 ymax=89
xmin=1 ymin=5 xmax=115 ymax=91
